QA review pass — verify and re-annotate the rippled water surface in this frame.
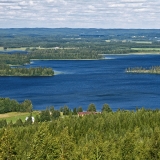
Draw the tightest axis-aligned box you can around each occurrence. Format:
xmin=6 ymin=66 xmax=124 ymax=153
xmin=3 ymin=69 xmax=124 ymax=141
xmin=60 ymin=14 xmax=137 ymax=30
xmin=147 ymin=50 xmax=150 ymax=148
xmin=1 ymin=54 xmax=160 ymax=111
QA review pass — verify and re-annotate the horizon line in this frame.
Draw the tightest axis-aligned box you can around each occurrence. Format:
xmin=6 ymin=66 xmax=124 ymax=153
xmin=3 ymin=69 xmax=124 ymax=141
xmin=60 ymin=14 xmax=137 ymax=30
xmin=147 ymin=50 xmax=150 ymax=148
xmin=0 ymin=27 xmax=160 ymax=30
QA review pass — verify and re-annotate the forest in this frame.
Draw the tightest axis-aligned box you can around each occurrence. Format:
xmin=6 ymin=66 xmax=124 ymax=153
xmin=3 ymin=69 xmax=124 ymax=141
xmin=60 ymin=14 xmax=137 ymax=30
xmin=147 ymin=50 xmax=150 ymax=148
xmin=1 ymin=104 xmax=160 ymax=159
xmin=0 ymin=98 xmax=32 ymax=113
xmin=1 ymin=28 xmax=160 ymax=55
xmin=0 ymin=97 xmax=160 ymax=159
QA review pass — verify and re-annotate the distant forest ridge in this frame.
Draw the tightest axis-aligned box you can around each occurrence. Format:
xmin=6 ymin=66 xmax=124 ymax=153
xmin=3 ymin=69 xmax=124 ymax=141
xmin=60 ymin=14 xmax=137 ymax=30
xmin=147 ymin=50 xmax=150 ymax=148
xmin=0 ymin=28 xmax=160 ymax=38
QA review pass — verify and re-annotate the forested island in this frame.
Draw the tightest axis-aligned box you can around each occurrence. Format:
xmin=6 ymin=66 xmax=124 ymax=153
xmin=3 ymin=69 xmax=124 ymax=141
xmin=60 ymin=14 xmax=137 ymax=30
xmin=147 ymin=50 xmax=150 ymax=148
xmin=0 ymin=64 xmax=54 ymax=76
xmin=1 ymin=97 xmax=160 ymax=159
xmin=126 ymin=66 xmax=160 ymax=74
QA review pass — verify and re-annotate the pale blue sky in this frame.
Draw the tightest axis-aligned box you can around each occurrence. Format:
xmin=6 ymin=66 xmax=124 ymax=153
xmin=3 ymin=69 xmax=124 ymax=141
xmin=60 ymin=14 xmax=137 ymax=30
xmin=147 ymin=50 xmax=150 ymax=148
xmin=0 ymin=0 xmax=160 ymax=28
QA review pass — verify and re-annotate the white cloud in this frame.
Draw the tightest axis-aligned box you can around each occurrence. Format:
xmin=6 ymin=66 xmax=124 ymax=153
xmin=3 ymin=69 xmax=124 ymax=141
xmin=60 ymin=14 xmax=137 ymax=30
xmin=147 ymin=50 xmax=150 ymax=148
xmin=0 ymin=0 xmax=160 ymax=28
xmin=121 ymin=0 xmax=146 ymax=2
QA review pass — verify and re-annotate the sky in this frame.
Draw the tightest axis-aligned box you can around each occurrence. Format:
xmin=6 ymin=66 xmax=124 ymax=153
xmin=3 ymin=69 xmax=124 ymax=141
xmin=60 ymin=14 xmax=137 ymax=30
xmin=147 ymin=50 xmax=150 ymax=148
xmin=0 ymin=0 xmax=160 ymax=29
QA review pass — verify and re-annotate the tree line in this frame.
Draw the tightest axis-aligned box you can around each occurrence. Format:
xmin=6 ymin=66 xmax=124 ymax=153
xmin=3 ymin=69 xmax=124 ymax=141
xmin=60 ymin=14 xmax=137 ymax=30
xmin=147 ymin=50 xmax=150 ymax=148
xmin=0 ymin=98 xmax=32 ymax=113
xmin=29 ymin=48 xmax=103 ymax=59
xmin=1 ymin=107 xmax=160 ymax=159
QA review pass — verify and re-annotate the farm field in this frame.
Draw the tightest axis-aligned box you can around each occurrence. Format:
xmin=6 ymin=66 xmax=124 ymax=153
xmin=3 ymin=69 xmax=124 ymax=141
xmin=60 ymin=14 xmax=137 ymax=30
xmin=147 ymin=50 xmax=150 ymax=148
xmin=131 ymin=41 xmax=152 ymax=44
xmin=0 ymin=111 xmax=40 ymax=123
xmin=131 ymin=48 xmax=160 ymax=51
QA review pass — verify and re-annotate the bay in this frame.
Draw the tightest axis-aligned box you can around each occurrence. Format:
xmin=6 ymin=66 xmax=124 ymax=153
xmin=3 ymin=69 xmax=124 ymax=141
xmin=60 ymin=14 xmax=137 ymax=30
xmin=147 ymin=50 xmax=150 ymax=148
xmin=1 ymin=54 xmax=160 ymax=111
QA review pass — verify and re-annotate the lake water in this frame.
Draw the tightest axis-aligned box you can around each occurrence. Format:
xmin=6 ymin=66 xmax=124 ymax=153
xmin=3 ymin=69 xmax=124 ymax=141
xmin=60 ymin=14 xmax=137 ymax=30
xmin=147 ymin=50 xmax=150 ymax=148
xmin=1 ymin=54 xmax=160 ymax=111
xmin=0 ymin=50 xmax=28 ymax=54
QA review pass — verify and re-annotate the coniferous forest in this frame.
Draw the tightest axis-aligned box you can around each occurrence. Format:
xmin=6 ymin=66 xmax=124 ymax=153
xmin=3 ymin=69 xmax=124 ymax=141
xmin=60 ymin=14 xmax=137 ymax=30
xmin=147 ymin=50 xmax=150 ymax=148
xmin=1 ymin=105 xmax=160 ymax=159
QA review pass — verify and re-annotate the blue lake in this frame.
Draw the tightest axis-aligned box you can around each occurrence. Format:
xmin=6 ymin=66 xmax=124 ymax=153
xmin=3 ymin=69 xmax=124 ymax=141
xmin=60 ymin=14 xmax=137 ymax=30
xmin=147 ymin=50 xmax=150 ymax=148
xmin=1 ymin=54 xmax=160 ymax=111
xmin=0 ymin=50 xmax=28 ymax=54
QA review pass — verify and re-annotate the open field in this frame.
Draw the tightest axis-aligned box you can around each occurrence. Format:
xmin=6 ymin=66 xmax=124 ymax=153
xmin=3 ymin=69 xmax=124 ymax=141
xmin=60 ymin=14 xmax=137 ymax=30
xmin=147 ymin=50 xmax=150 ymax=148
xmin=131 ymin=48 xmax=160 ymax=51
xmin=0 ymin=47 xmax=76 ymax=51
xmin=7 ymin=47 xmax=27 ymax=51
xmin=0 ymin=111 xmax=40 ymax=123
xmin=0 ymin=47 xmax=4 ymax=51
xmin=131 ymin=41 xmax=152 ymax=44
xmin=0 ymin=47 xmax=27 ymax=51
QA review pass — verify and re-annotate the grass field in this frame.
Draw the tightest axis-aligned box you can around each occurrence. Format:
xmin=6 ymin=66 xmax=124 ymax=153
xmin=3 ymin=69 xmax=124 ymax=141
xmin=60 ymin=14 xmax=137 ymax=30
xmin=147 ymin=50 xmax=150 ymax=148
xmin=0 ymin=47 xmax=27 ymax=51
xmin=0 ymin=47 xmax=5 ymax=51
xmin=0 ymin=111 xmax=40 ymax=123
xmin=131 ymin=48 xmax=160 ymax=51
xmin=7 ymin=47 xmax=27 ymax=51
xmin=131 ymin=41 xmax=152 ymax=44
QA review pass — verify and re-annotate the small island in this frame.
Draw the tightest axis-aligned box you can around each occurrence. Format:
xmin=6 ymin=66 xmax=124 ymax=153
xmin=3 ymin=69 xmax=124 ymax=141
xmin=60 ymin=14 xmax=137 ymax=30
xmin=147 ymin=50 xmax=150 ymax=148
xmin=0 ymin=64 xmax=54 ymax=76
xmin=126 ymin=66 xmax=160 ymax=74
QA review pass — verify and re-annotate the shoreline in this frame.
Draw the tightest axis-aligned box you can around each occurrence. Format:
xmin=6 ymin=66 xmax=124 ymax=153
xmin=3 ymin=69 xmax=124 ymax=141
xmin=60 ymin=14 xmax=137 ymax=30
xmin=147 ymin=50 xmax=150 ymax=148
xmin=30 ymin=59 xmax=100 ymax=61
xmin=99 ymin=52 xmax=160 ymax=56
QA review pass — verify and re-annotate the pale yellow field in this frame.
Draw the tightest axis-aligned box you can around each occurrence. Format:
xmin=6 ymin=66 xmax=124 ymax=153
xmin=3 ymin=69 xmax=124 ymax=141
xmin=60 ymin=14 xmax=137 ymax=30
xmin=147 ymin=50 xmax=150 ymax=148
xmin=131 ymin=48 xmax=160 ymax=51
xmin=0 ymin=47 xmax=4 ymax=51
xmin=0 ymin=111 xmax=40 ymax=123
xmin=7 ymin=47 xmax=27 ymax=51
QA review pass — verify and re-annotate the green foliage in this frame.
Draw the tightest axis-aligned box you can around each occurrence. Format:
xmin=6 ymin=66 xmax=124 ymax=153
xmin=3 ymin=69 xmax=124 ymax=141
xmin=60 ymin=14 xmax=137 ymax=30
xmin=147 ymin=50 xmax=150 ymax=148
xmin=101 ymin=103 xmax=112 ymax=113
xmin=0 ymin=98 xmax=33 ymax=114
xmin=0 ymin=65 xmax=54 ymax=76
xmin=1 ymin=108 xmax=160 ymax=159
xmin=29 ymin=123 xmax=60 ymax=159
xmin=77 ymin=106 xmax=83 ymax=112
xmin=0 ymin=127 xmax=18 ymax=159
xmin=39 ymin=107 xmax=60 ymax=122
xmin=39 ymin=109 xmax=51 ymax=122
xmin=15 ymin=119 xmax=23 ymax=127
xmin=72 ymin=108 xmax=77 ymax=115
xmin=87 ymin=103 xmax=96 ymax=112
xmin=29 ymin=48 xmax=102 ymax=60
xmin=60 ymin=106 xmax=70 ymax=115
xmin=51 ymin=110 xmax=60 ymax=120
xmin=0 ymin=53 xmax=29 ymax=65
xmin=0 ymin=119 xmax=7 ymax=128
